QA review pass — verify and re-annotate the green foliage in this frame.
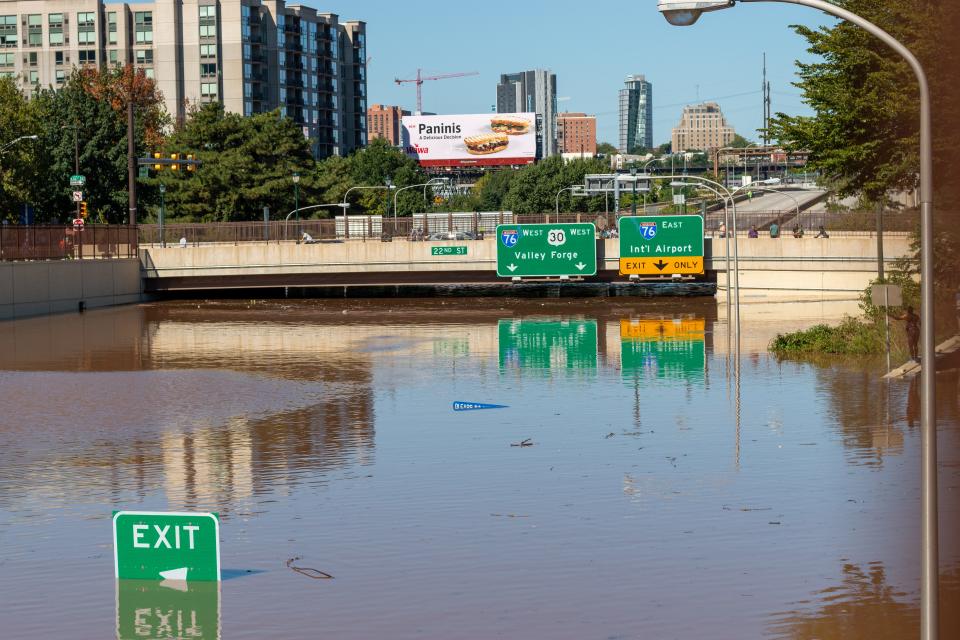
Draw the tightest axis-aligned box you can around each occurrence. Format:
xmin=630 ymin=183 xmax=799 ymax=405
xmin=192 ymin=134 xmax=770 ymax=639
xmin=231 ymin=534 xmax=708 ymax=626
xmin=596 ymin=142 xmax=618 ymax=156
xmin=729 ymin=134 xmax=755 ymax=148
xmin=770 ymin=317 xmax=885 ymax=355
xmin=314 ymin=138 xmax=429 ymax=217
xmin=1 ymin=67 xmax=166 ymax=223
xmin=767 ymin=1 xmax=957 ymax=202
xmin=146 ymin=103 xmax=316 ymax=222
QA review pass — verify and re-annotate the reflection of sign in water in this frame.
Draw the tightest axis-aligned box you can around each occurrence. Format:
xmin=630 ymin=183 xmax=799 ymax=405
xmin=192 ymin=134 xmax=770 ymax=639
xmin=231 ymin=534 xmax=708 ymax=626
xmin=619 ymin=215 xmax=705 ymax=275
xmin=620 ymin=318 xmax=705 ymax=381
xmin=117 ymin=579 xmax=220 ymax=640
xmin=113 ymin=511 xmax=221 ymax=581
xmin=498 ymin=320 xmax=598 ymax=372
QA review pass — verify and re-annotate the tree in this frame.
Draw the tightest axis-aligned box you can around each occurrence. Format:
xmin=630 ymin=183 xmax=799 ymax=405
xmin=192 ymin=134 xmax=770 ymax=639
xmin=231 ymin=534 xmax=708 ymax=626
xmin=0 ymin=78 xmax=41 ymax=222
xmin=767 ymin=1 xmax=958 ymax=204
xmin=595 ymin=142 xmax=618 ymax=156
xmin=153 ymin=103 xmax=315 ymax=221
xmin=656 ymin=142 xmax=672 ymax=155
xmin=315 ymin=138 xmax=429 ymax=216
xmin=729 ymin=134 xmax=755 ymax=148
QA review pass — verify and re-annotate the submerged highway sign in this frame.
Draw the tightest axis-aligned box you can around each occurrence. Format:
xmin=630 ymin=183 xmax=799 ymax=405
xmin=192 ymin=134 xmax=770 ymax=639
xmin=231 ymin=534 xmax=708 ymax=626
xmin=496 ymin=223 xmax=597 ymax=277
xmin=619 ymin=215 xmax=704 ymax=276
xmin=113 ymin=511 xmax=221 ymax=581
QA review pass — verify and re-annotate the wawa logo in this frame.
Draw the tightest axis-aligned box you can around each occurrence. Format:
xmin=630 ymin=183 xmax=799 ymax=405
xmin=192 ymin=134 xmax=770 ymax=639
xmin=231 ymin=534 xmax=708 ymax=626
xmin=405 ymin=144 xmax=429 ymax=154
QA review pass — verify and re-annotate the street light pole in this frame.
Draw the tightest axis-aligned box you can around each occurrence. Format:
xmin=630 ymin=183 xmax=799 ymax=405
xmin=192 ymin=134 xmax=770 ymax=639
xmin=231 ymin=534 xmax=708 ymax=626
xmin=630 ymin=167 xmax=638 ymax=215
xmin=657 ymin=2 xmax=938 ymax=637
xmin=292 ymin=172 xmax=301 ymax=239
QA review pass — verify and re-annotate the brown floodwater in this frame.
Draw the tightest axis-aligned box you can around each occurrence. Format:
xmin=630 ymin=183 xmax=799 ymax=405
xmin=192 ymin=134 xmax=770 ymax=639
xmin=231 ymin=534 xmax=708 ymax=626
xmin=0 ymin=298 xmax=958 ymax=639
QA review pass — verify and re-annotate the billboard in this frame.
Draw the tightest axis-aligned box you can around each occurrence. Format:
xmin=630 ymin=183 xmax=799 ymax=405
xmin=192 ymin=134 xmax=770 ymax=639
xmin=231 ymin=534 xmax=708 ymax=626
xmin=402 ymin=113 xmax=537 ymax=167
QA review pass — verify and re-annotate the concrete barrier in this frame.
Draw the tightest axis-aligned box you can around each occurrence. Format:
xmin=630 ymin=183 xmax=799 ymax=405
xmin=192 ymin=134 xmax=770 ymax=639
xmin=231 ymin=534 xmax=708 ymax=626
xmin=141 ymin=233 xmax=913 ymax=301
xmin=0 ymin=258 xmax=142 ymax=320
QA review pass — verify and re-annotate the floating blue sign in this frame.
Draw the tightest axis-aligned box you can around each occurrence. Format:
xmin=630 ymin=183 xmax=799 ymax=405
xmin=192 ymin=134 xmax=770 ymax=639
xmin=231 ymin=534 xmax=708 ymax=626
xmin=453 ymin=401 xmax=509 ymax=411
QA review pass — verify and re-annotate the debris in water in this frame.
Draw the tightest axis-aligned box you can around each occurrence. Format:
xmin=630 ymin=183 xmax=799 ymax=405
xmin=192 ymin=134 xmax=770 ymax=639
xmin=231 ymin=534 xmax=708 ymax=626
xmin=511 ymin=438 xmax=534 ymax=447
xmin=286 ymin=556 xmax=333 ymax=579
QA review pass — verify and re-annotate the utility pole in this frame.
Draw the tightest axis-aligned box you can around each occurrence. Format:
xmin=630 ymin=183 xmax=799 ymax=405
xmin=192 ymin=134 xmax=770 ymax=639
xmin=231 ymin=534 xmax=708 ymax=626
xmin=762 ymin=53 xmax=771 ymax=147
xmin=127 ymin=100 xmax=137 ymax=225
xmin=73 ymin=125 xmax=80 ymax=220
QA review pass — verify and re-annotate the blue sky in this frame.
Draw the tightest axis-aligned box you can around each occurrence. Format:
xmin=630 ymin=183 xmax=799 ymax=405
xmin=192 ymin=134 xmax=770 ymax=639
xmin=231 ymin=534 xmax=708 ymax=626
xmin=313 ymin=0 xmax=833 ymax=145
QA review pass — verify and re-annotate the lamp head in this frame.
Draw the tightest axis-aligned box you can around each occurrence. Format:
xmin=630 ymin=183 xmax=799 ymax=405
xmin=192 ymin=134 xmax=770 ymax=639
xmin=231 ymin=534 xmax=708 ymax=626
xmin=657 ymin=0 xmax=735 ymax=26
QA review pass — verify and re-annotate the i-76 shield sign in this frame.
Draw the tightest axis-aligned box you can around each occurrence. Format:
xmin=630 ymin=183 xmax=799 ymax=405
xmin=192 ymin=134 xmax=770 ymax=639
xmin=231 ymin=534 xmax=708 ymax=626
xmin=496 ymin=223 xmax=597 ymax=277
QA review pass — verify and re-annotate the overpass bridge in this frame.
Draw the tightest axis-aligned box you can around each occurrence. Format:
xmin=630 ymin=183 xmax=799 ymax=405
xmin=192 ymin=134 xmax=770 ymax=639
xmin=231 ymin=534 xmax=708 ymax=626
xmin=141 ymin=230 xmax=910 ymax=302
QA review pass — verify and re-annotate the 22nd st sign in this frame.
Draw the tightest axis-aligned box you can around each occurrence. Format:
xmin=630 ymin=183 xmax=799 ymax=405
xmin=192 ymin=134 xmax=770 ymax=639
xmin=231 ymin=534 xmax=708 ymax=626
xmin=496 ymin=223 xmax=597 ymax=278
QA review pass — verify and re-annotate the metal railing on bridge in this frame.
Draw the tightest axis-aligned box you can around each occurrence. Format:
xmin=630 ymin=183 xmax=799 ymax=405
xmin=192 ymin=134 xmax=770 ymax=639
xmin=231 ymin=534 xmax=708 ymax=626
xmin=0 ymin=224 xmax=139 ymax=261
xmin=137 ymin=209 xmax=916 ymax=247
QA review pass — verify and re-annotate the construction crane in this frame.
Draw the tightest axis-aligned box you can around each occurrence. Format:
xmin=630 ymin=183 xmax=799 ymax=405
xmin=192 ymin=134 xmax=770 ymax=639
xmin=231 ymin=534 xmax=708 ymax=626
xmin=394 ymin=68 xmax=479 ymax=114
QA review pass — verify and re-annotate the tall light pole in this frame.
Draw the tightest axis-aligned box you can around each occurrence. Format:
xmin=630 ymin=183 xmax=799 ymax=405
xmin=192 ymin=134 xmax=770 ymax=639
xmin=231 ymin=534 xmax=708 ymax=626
xmin=630 ymin=167 xmax=638 ymax=215
xmin=657 ymin=2 xmax=938 ymax=637
xmin=394 ymin=179 xmax=444 ymax=220
xmin=0 ymin=134 xmax=39 ymax=155
xmin=292 ymin=172 xmax=301 ymax=238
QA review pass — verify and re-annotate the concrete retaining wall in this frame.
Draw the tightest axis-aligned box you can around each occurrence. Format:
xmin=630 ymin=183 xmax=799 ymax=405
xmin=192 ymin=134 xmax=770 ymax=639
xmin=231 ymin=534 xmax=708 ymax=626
xmin=141 ymin=233 xmax=912 ymax=301
xmin=0 ymin=259 xmax=142 ymax=320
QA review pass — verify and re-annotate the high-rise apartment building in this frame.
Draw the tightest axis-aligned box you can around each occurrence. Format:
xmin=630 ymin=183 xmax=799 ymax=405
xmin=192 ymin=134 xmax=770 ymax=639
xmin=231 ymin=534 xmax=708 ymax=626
xmin=618 ymin=75 xmax=653 ymax=154
xmin=367 ymin=104 xmax=409 ymax=146
xmin=0 ymin=0 xmax=367 ymax=158
xmin=495 ymin=68 xmax=557 ymax=158
xmin=671 ymin=102 xmax=736 ymax=152
xmin=556 ymin=112 xmax=596 ymax=156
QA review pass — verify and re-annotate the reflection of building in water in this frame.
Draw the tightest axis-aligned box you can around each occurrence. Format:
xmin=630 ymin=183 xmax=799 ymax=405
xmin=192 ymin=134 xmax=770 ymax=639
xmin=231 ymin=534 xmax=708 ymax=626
xmin=161 ymin=384 xmax=375 ymax=511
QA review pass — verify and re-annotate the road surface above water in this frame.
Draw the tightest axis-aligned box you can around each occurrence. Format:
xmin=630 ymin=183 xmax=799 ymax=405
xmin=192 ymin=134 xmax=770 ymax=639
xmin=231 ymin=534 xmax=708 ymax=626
xmin=0 ymin=298 xmax=957 ymax=639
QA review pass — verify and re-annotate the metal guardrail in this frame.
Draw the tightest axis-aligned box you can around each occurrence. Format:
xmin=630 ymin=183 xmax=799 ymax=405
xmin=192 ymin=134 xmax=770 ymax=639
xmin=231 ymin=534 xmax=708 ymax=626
xmin=137 ymin=210 xmax=917 ymax=246
xmin=0 ymin=225 xmax=139 ymax=261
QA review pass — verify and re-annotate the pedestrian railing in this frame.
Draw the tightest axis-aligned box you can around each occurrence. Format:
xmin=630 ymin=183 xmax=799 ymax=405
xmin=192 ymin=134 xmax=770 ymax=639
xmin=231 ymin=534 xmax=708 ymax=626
xmin=0 ymin=225 xmax=139 ymax=261
xmin=136 ymin=209 xmax=918 ymax=247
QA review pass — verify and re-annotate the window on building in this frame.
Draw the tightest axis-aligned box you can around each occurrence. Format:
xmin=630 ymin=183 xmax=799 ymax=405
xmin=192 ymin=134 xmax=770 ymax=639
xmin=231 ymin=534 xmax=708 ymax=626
xmin=200 ymin=44 xmax=216 ymax=58
xmin=49 ymin=30 xmax=63 ymax=46
xmin=27 ymin=14 xmax=41 ymax=27
xmin=199 ymin=24 xmax=216 ymax=38
xmin=28 ymin=32 xmax=42 ymax=47
xmin=79 ymin=50 xmax=96 ymax=64
xmin=56 ymin=69 xmax=65 ymax=83
xmin=49 ymin=13 xmax=63 ymax=26
xmin=135 ymin=12 xmax=153 ymax=44
xmin=144 ymin=68 xmax=154 ymax=79
xmin=108 ymin=12 xmax=117 ymax=45
xmin=109 ymin=49 xmax=118 ymax=64
xmin=135 ymin=50 xmax=153 ymax=64
xmin=0 ymin=15 xmax=16 ymax=43
xmin=29 ymin=70 xmax=38 ymax=84
xmin=200 ymin=5 xmax=217 ymax=19
xmin=28 ymin=52 xmax=37 ymax=66
xmin=0 ymin=52 xmax=12 ymax=66
xmin=200 ymin=82 xmax=217 ymax=98
xmin=78 ymin=30 xmax=95 ymax=45
xmin=201 ymin=63 xmax=217 ymax=77
xmin=77 ymin=12 xmax=95 ymax=27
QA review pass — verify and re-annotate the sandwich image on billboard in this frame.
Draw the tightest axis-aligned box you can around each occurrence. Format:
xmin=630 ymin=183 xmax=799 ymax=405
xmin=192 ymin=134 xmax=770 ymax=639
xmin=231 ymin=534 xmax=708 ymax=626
xmin=402 ymin=112 xmax=537 ymax=167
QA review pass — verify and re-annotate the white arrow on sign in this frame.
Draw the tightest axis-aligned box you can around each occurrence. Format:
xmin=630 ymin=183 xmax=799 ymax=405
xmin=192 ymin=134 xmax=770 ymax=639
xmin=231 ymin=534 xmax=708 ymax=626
xmin=507 ymin=264 xmax=518 ymax=272
xmin=159 ymin=567 xmax=188 ymax=581
xmin=575 ymin=262 xmax=586 ymax=271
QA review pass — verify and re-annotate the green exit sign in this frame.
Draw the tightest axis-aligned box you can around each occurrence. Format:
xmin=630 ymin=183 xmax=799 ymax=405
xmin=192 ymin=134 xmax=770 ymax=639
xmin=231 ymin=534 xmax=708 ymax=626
xmin=496 ymin=223 xmax=597 ymax=277
xmin=113 ymin=511 xmax=221 ymax=581
xmin=432 ymin=246 xmax=467 ymax=256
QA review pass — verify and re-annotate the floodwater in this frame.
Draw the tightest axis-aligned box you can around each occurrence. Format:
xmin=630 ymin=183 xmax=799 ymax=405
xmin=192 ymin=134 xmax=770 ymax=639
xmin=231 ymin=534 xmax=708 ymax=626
xmin=0 ymin=298 xmax=958 ymax=639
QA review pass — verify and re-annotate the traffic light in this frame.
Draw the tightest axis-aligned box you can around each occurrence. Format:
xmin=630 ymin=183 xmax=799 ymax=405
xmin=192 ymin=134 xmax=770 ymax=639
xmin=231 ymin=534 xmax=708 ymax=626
xmin=153 ymin=152 xmax=162 ymax=171
xmin=170 ymin=153 xmax=180 ymax=171
xmin=80 ymin=201 xmax=88 ymax=218
xmin=186 ymin=154 xmax=196 ymax=171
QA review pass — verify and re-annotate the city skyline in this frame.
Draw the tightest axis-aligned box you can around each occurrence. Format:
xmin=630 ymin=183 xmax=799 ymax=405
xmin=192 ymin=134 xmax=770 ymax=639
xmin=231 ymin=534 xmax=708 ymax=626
xmin=308 ymin=0 xmax=826 ymax=147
